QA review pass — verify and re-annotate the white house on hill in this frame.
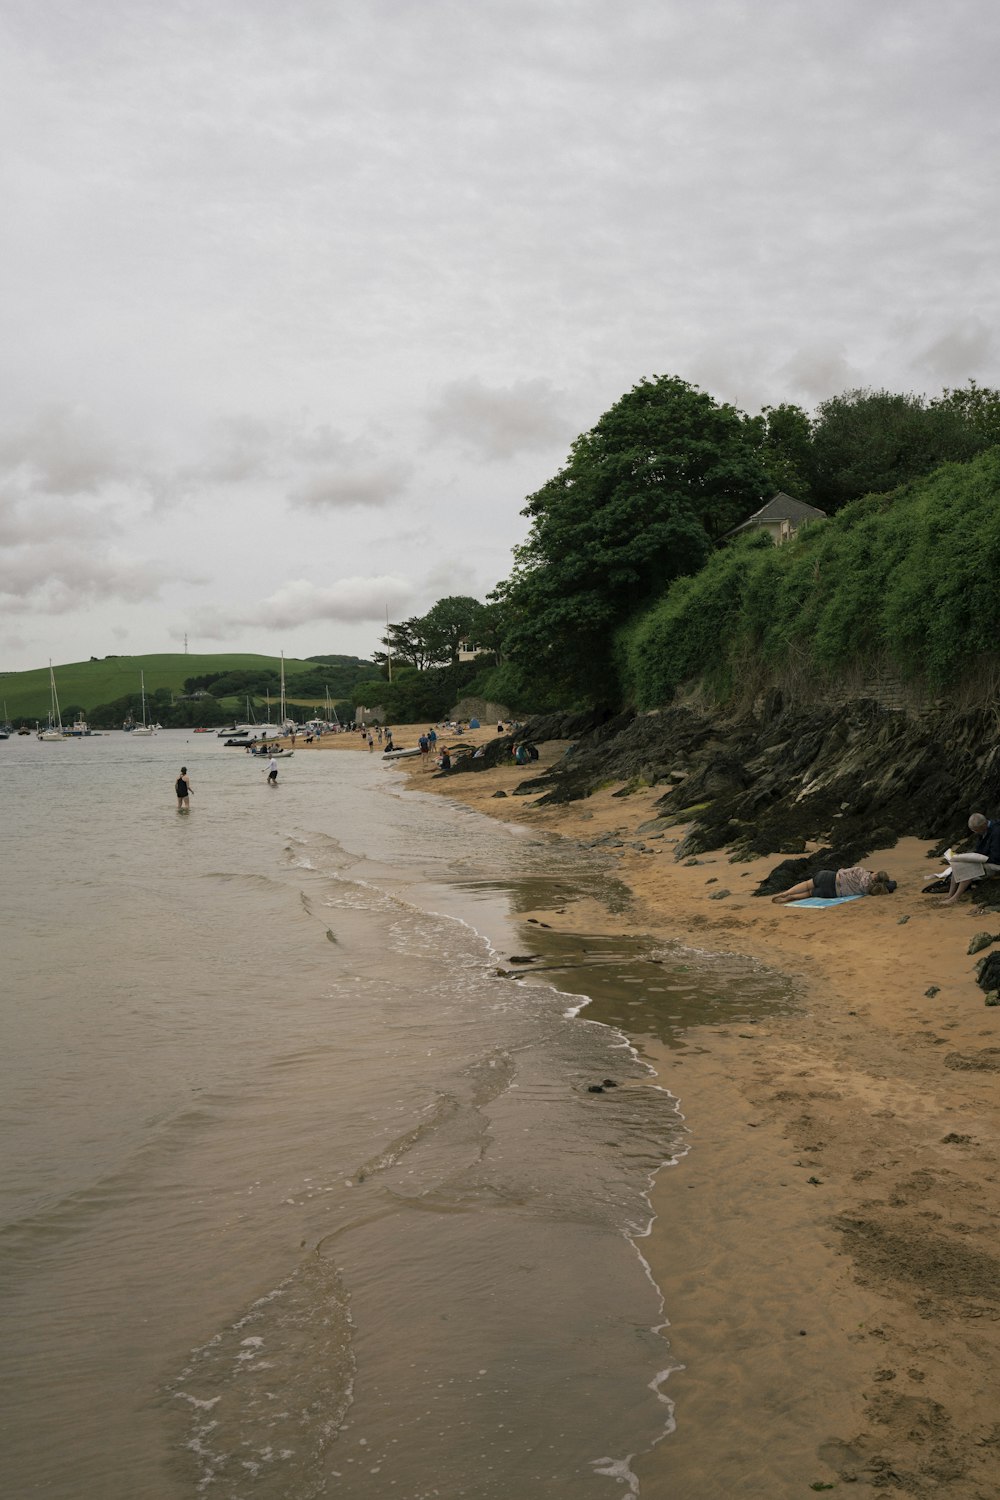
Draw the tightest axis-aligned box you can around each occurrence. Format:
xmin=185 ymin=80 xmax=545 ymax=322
xmin=724 ymin=491 xmax=827 ymax=545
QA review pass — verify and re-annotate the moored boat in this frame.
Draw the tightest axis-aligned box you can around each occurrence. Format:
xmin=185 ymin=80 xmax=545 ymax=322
xmin=38 ymin=663 xmax=70 ymax=741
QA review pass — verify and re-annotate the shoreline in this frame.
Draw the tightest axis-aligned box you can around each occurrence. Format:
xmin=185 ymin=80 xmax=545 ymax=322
xmin=319 ymin=727 xmax=1000 ymax=1495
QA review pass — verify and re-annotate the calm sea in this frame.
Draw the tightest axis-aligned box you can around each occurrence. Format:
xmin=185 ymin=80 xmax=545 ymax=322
xmin=0 ymin=729 xmax=786 ymax=1499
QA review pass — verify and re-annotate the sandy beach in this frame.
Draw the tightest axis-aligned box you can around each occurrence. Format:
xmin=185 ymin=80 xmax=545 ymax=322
xmin=308 ymin=725 xmax=1000 ymax=1496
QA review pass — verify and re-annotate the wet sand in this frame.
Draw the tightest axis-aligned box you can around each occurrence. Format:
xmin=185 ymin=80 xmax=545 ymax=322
xmin=317 ymin=726 xmax=1000 ymax=1495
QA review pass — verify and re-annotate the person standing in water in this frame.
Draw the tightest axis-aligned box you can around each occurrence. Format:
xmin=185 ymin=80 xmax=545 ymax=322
xmin=175 ymin=767 xmax=192 ymax=810
xmin=266 ymin=755 xmax=279 ymax=786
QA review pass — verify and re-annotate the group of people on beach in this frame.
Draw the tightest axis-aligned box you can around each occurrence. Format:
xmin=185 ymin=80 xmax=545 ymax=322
xmin=771 ymin=810 xmax=1000 ymax=906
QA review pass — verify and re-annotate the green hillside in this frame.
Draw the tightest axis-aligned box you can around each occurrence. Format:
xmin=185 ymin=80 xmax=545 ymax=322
xmin=0 ymin=652 xmax=369 ymax=722
xmin=618 ymin=447 xmax=1000 ymax=707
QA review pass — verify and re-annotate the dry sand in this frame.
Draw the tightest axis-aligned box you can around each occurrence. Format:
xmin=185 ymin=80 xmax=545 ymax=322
xmin=317 ymin=726 xmax=1000 ymax=1496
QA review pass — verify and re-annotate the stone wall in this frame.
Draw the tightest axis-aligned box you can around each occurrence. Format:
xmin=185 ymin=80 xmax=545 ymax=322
xmin=449 ymin=695 xmax=512 ymax=723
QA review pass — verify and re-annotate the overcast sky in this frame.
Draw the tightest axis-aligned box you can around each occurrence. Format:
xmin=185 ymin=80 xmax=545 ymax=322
xmin=1 ymin=0 xmax=997 ymax=671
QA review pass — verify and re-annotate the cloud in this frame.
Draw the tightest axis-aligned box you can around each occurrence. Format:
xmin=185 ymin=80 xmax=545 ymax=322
xmin=427 ymin=377 xmax=573 ymax=461
xmin=914 ymin=320 xmax=996 ymax=384
xmin=179 ymin=415 xmax=412 ymax=511
xmin=0 ymin=543 xmax=171 ymax=612
xmin=192 ymin=575 xmax=416 ymax=636
xmin=776 ymin=346 xmax=862 ymax=407
xmin=288 ymin=463 xmax=410 ymax=510
xmin=0 ymin=405 xmax=143 ymax=497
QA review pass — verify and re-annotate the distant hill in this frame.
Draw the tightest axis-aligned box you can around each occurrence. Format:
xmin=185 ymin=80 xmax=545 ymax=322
xmin=0 ymin=652 xmax=372 ymax=722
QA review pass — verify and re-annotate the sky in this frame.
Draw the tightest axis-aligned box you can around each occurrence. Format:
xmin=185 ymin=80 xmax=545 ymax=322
xmin=1 ymin=0 xmax=998 ymax=672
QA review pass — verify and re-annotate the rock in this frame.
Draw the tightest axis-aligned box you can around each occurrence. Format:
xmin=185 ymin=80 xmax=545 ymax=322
xmin=897 ymin=915 xmax=910 ymax=925
xmin=925 ymin=985 xmax=941 ymax=998
xmin=975 ymin=952 xmax=1000 ymax=992
xmin=968 ymin=931 xmax=998 ymax=956
xmin=972 ymin=880 xmax=1000 ymax=913
xmin=587 ymin=1084 xmax=605 ymax=1094
xmin=492 ymin=790 xmax=508 ymax=798
xmin=986 ymin=992 xmax=1000 ymax=1007
xmin=508 ymin=955 xmax=537 ymax=965
xmin=708 ymin=889 xmax=731 ymax=900
xmin=754 ymin=856 xmax=813 ymax=896
xmin=499 ymin=698 xmax=1000 ymax=894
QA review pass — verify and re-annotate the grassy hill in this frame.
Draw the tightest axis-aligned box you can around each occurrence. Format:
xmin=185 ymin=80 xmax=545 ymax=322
xmin=618 ymin=447 xmax=1000 ymax=708
xmin=0 ymin=653 xmax=368 ymax=721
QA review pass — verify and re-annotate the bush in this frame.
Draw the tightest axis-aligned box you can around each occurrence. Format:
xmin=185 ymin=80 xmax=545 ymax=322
xmin=619 ymin=449 xmax=1000 ymax=703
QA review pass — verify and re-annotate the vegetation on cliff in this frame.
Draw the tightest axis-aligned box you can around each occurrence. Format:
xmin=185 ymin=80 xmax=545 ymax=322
xmin=468 ymin=376 xmax=1000 ymax=714
xmin=620 ymin=448 xmax=1000 ymax=706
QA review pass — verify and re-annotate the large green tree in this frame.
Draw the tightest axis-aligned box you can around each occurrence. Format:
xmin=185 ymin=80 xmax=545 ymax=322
xmin=744 ymin=402 xmax=814 ymax=499
xmin=807 ymin=387 xmax=986 ymax=511
xmin=421 ymin=595 xmax=487 ymax=667
xmin=499 ymin=375 xmax=770 ymax=703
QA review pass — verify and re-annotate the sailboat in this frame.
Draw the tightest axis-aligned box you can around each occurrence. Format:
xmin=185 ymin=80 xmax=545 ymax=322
xmin=0 ymin=701 xmax=11 ymax=740
xmin=38 ymin=664 xmax=70 ymax=740
xmin=131 ymin=671 xmax=155 ymax=735
xmin=279 ymin=651 xmax=296 ymax=734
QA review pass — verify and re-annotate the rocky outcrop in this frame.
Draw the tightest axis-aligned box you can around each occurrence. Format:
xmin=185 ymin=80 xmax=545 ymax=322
xmin=485 ymin=698 xmax=1000 ymax=872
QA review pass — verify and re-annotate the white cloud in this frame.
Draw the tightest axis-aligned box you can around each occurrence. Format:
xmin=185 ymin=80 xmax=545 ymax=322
xmin=0 ymin=544 xmax=171 ymax=612
xmin=288 ymin=464 xmax=410 ymax=511
xmin=0 ymin=405 xmax=135 ymax=496
xmin=427 ymin=377 xmax=573 ymax=461
xmin=192 ymin=575 xmax=416 ymax=637
xmin=915 ymin=320 xmax=996 ymax=384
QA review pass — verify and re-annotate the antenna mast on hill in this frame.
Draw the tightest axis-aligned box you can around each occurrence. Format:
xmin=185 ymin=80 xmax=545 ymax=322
xmin=184 ymin=633 xmax=188 ymax=654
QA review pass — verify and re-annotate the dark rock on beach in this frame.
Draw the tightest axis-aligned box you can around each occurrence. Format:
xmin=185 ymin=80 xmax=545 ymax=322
xmin=487 ymin=697 xmax=1000 ymax=870
xmin=974 ymin=952 xmax=1000 ymax=994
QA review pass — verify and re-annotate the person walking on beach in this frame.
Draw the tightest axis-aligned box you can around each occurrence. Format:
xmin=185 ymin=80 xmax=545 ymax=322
xmin=418 ymin=732 xmax=430 ymax=768
xmin=266 ymin=755 xmax=279 ymax=786
xmin=175 ymin=767 xmax=192 ymax=810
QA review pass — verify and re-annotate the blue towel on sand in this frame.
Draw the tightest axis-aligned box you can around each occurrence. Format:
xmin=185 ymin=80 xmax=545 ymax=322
xmin=787 ymin=895 xmax=862 ymax=909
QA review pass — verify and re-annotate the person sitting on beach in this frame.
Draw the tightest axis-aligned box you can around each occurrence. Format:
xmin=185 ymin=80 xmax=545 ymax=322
xmin=940 ymin=812 xmax=1000 ymax=904
xmin=438 ymin=748 xmax=452 ymax=771
xmin=772 ymin=866 xmax=897 ymax=903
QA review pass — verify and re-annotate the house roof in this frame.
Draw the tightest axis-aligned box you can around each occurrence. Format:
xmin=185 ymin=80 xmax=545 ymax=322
xmin=726 ymin=491 xmax=827 ymax=536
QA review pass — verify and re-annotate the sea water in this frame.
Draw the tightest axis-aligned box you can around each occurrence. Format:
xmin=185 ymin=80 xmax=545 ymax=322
xmin=0 ymin=730 xmax=786 ymax=1498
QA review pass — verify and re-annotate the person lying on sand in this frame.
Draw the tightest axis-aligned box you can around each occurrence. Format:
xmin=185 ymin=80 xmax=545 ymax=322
xmin=939 ymin=812 xmax=1000 ymax=904
xmin=772 ymin=866 xmax=897 ymax=903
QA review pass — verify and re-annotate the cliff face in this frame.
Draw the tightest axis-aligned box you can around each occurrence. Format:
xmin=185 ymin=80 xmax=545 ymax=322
xmin=477 ymin=697 xmax=1000 ymax=894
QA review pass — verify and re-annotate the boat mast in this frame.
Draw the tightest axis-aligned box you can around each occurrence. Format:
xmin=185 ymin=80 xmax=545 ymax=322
xmin=50 ymin=661 xmax=63 ymax=731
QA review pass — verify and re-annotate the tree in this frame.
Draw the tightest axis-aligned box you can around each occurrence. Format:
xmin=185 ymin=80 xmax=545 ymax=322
xmin=421 ymin=596 xmax=487 ymax=667
xmin=744 ymin=403 xmax=814 ymax=499
xmin=500 ymin=375 xmax=770 ymax=703
xmin=807 ymin=388 xmax=985 ymax=511
xmin=928 ymin=380 xmax=1000 ymax=448
xmin=377 ymin=618 xmax=433 ymax=673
